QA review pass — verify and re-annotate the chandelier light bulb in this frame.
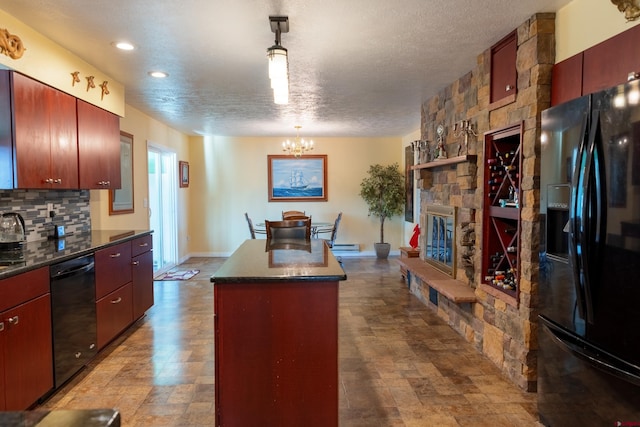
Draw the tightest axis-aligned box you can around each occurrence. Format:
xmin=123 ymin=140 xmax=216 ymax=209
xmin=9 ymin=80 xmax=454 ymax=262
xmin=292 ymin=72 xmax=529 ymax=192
xmin=282 ymin=126 xmax=314 ymax=157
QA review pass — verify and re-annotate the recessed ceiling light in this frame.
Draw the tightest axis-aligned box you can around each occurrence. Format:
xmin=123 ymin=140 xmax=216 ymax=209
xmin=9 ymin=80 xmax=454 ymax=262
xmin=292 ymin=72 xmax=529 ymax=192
xmin=148 ymin=71 xmax=168 ymax=78
xmin=113 ymin=41 xmax=135 ymax=51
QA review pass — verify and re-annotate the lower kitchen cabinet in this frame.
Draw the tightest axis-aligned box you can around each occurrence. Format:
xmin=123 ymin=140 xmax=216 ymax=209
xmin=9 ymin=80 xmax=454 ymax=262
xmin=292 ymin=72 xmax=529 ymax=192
xmin=96 ymin=282 xmax=133 ymax=350
xmin=0 ymin=268 xmax=53 ymax=410
xmin=132 ymin=250 xmax=153 ymax=320
xmin=95 ymin=235 xmax=154 ymax=350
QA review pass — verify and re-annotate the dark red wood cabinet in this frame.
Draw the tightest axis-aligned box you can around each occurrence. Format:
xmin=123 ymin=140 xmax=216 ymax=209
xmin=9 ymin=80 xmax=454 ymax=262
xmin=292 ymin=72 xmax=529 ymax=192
xmin=0 ymin=268 xmax=53 ymax=410
xmin=131 ymin=235 xmax=154 ymax=320
xmin=95 ymin=241 xmax=133 ymax=350
xmin=95 ymin=237 xmax=154 ymax=349
xmin=583 ymin=24 xmax=640 ymax=96
xmin=7 ymin=72 xmax=78 ymax=189
xmin=552 ymin=25 xmax=640 ymax=106
xmin=490 ymin=31 xmax=517 ymax=107
xmin=77 ymin=99 xmax=121 ymax=190
xmin=551 ymin=52 xmax=584 ymax=106
xmin=215 ymin=281 xmax=338 ymax=427
xmin=95 ymin=241 xmax=132 ymax=300
xmin=96 ymin=283 xmax=133 ymax=350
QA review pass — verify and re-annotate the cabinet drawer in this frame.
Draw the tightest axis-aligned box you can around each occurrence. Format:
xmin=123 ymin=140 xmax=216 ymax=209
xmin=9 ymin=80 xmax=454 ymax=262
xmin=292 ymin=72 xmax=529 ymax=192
xmin=96 ymin=282 xmax=133 ymax=349
xmin=131 ymin=234 xmax=152 ymax=257
xmin=95 ymin=242 xmax=132 ymax=299
xmin=0 ymin=268 xmax=49 ymax=312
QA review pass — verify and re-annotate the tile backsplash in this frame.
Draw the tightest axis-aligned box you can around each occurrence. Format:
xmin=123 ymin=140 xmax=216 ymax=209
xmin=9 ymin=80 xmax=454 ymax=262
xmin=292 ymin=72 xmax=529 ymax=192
xmin=0 ymin=189 xmax=91 ymax=242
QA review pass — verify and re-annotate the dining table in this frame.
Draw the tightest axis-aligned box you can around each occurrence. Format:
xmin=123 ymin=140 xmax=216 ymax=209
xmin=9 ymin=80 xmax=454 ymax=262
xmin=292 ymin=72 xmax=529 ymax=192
xmin=254 ymin=221 xmax=334 ymax=238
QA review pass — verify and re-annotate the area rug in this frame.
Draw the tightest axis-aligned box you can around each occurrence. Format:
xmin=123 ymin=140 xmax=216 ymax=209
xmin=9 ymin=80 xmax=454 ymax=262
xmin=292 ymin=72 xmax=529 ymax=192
xmin=155 ymin=269 xmax=200 ymax=281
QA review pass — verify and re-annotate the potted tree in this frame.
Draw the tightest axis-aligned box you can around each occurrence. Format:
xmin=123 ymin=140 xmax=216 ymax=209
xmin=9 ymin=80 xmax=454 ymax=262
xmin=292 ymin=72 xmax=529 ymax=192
xmin=359 ymin=163 xmax=405 ymax=259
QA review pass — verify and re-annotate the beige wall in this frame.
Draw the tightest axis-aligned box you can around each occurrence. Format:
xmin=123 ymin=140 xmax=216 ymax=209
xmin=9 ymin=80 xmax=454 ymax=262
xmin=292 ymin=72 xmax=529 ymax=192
xmin=188 ymin=134 xmax=405 ymax=256
xmin=0 ymin=9 xmax=124 ymax=116
xmin=556 ymin=0 xmax=640 ymax=62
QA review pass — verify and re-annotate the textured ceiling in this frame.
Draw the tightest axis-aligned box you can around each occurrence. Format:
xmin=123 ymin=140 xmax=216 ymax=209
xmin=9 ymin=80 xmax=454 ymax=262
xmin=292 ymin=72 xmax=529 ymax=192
xmin=1 ymin=0 xmax=572 ymax=137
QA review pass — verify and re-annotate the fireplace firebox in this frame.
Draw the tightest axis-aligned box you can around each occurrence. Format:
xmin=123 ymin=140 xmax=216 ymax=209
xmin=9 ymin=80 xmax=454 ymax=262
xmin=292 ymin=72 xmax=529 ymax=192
xmin=421 ymin=205 xmax=457 ymax=277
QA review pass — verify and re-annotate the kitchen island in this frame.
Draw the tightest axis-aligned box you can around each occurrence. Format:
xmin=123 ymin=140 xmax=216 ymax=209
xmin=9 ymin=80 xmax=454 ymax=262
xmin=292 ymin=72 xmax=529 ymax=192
xmin=211 ymin=239 xmax=346 ymax=427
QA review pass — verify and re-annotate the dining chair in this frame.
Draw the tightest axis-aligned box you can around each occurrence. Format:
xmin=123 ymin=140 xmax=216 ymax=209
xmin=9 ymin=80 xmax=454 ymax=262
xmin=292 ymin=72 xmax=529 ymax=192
xmin=282 ymin=210 xmax=306 ymax=220
xmin=245 ymin=212 xmax=266 ymax=239
xmin=318 ymin=212 xmax=342 ymax=248
xmin=265 ymin=219 xmax=311 ymax=240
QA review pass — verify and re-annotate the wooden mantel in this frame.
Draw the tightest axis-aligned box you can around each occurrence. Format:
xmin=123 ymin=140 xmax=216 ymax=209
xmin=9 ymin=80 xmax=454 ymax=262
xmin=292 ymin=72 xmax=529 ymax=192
xmin=411 ymin=154 xmax=477 ymax=170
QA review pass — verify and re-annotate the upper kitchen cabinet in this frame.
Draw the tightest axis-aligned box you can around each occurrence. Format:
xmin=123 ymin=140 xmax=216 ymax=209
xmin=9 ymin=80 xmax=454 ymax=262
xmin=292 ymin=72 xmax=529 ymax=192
xmin=489 ymin=31 xmax=517 ymax=109
xmin=0 ymin=71 xmax=78 ymax=189
xmin=552 ymin=25 xmax=640 ymax=106
xmin=583 ymin=24 xmax=640 ymax=96
xmin=551 ymin=52 xmax=583 ymax=107
xmin=77 ymin=100 xmax=121 ymax=190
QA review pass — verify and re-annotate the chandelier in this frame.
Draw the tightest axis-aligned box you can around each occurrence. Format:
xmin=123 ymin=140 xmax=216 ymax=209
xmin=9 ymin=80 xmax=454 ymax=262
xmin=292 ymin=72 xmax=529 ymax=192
xmin=267 ymin=16 xmax=289 ymax=105
xmin=282 ymin=126 xmax=314 ymax=157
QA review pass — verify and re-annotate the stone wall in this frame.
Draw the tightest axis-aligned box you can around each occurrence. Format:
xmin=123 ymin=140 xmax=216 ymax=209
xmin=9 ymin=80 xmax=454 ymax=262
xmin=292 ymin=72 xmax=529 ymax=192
xmin=412 ymin=13 xmax=553 ymax=391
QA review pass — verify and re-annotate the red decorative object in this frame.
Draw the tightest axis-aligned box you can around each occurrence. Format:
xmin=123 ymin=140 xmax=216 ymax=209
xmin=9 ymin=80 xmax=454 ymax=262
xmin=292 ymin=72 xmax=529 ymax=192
xmin=409 ymin=224 xmax=420 ymax=249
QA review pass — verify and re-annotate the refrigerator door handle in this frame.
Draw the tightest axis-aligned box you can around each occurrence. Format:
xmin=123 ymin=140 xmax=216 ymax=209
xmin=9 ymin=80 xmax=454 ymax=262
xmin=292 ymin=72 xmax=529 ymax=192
xmin=570 ymin=113 xmax=593 ymax=323
xmin=578 ymin=109 xmax=605 ymax=324
xmin=540 ymin=315 xmax=640 ymax=387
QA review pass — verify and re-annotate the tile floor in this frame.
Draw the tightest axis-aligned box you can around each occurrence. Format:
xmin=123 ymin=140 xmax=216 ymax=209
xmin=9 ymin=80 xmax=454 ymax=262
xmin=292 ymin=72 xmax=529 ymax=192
xmin=39 ymin=256 xmax=541 ymax=426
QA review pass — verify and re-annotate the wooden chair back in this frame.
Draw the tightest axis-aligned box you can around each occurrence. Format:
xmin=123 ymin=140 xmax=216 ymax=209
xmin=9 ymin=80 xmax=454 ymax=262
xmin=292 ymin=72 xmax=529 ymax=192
xmin=265 ymin=218 xmax=312 ymax=240
xmin=282 ymin=210 xmax=306 ymax=220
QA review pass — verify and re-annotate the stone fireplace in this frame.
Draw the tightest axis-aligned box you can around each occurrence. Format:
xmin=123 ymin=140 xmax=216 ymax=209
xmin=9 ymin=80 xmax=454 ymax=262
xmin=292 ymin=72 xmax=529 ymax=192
xmin=410 ymin=13 xmax=554 ymax=391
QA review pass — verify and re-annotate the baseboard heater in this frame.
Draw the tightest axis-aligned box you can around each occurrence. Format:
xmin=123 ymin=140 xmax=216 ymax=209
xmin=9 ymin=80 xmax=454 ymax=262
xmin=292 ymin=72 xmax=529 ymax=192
xmin=331 ymin=243 xmax=359 ymax=252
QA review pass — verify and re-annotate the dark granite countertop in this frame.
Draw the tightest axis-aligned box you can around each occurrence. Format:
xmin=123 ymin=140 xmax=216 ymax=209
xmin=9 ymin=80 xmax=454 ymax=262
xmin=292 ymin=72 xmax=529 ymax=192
xmin=211 ymin=239 xmax=347 ymax=284
xmin=0 ymin=409 xmax=120 ymax=426
xmin=0 ymin=229 xmax=152 ymax=280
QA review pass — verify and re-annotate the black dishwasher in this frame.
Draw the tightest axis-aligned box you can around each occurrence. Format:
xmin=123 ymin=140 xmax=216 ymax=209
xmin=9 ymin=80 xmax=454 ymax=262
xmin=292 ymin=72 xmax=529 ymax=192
xmin=50 ymin=254 xmax=97 ymax=388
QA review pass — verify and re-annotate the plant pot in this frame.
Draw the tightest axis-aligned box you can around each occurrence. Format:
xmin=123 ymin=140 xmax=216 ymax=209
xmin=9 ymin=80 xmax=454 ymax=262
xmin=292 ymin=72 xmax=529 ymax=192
xmin=374 ymin=242 xmax=391 ymax=259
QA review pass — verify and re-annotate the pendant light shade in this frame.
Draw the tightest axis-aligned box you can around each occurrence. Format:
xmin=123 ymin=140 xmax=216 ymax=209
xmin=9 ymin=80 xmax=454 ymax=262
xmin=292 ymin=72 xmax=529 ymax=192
xmin=267 ymin=16 xmax=289 ymax=105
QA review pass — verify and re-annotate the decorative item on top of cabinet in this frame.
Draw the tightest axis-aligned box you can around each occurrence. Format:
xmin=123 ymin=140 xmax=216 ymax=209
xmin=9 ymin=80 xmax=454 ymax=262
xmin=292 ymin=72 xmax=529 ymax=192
xmin=481 ymin=122 xmax=523 ymax=305
xmin=0 ymin=267 xmax=53 ymax=410
xmin=489 ymin=30 xmax=517 ymax=109
xmin=77 ymin=99 xmax=121 ymax=189
xmin=611 ymin=0 xmax=640 ymax=21
xmin=0 ymin=28 xmax=25 ymax=59
xmin=0 ymin=71 xmax=78 ymax=189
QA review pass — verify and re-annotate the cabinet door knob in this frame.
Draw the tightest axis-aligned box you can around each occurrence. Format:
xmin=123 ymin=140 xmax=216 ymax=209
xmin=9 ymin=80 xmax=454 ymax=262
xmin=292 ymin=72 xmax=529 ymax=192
xmin=139 ymin=243 xmax=148 ymax=247
xmin=132 ymin=261 xmax=139 ymax=266
xmin=111 ymin=297 xmax=122 ymax=304
xmin=505 ymin=84 xmax=514 ymax=91
xmin=75 ymin=352 xmax=82 ymax=359
xmin=8 ymin=316 xmax=18 ymax=325
xmin=44 ymin=178 xmax=53 ymax=184
xmin=628 ymin=71 xmax=640 ymax=81
xmin=110 ymin=253 xmax=121 ymax=258
xmin=0 ymin=322 xmax=4 ymax=332
xmin=54 ymin=178 xmax=62 ymax=184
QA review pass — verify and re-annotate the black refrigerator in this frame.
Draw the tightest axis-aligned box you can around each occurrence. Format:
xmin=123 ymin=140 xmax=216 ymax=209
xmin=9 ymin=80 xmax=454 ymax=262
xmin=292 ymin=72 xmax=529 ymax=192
xmin=539 ymin=79 xmax=640 ymax=425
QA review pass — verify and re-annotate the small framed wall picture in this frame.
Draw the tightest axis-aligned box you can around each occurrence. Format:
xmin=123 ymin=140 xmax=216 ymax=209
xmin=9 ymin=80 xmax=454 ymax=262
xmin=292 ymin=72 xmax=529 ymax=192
xmin=179 ymin=161 xmax=189 ymax=188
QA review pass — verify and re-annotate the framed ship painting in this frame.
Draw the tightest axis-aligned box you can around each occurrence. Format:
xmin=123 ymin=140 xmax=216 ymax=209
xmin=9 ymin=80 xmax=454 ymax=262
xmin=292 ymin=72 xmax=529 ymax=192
xmin=268 ymin=155 xmax=328 ymax=202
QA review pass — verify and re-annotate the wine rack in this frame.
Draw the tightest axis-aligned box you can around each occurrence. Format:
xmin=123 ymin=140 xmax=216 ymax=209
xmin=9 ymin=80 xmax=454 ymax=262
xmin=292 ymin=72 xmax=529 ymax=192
xmin=481 ymin=122 xmax=523 ymax=299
